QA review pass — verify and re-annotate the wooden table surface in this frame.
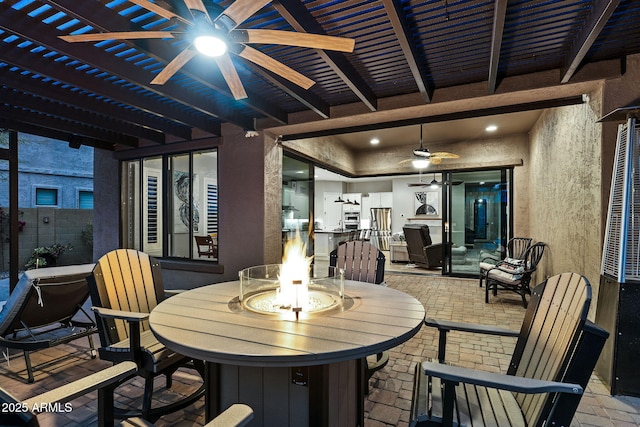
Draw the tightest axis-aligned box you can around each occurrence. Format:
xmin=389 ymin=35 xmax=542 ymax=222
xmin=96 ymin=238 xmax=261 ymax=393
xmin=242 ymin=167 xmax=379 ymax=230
xmin=149 ymin=281 xmax=425 ymax=368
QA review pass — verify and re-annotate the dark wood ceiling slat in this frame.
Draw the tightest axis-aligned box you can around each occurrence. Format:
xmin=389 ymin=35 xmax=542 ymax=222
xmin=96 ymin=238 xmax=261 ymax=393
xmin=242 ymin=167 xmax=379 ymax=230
xmin=381 ymin=0 xmax=431 ymax=103
xmin=0 ymin=86 xmax=165 ymax=143
xmin=0 ymin=43 xmax=219 ymax=136
xmin=274 ymin=0 xmax=378 ymax=112
xmin=0 ymin=104 xmax=138 ymax=146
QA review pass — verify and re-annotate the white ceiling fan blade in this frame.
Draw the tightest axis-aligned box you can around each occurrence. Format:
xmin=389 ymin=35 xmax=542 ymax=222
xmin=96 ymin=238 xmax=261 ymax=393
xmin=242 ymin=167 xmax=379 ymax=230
xmin=151 ymin=48 xmax=197 ymax=85
xmin=214 ymin=53 xmax=248 ymax=100
xmin=237 ymin=46 xmax=314 ymax=89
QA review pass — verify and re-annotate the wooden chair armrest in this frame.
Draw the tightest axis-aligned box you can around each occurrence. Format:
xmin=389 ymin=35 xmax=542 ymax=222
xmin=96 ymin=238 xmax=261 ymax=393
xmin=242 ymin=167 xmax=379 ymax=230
xmin=422 ymin=361 xmax=583 ymax=395
xmin=91 ymin=307 xmax=147 ymax=366
xmin=92 ymin=306 xmax=149 ymax=322
xmin=24 ymin=361 xmax=138 ymax=411
xmin=205 ymin=403 xmax=254 ymax=427
xmin=425 ymin=318 xmax=518 ymax=363
xmin=425 ymin=318 xmax=519 ymax=337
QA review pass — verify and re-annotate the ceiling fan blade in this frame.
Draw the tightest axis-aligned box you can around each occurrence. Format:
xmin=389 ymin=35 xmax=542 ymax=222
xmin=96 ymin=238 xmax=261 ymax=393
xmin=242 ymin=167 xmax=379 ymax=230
xmin=219 ymin=0 xmax=271 ymax=29
xmin=431 ymin=152 xmax=460 ymax=159
xmin=214 ymin=53 xmax=248 ymax=100
xmin=128 ymin=0 xmax=190 ymax=25
xmin=237 ymin=46 xmax=314 ymax=89
xmin=60 ymin=31 xmax=175 ymax=42
xmin=239 ymin=29 xmax=355 ymax=53
xmin=430 ymin=157 xmax=442 ymax=165
xmin=183 ymin=0 xmax=208 ymax=14
xmin=151 ymin=48 xmax=197 ymax=85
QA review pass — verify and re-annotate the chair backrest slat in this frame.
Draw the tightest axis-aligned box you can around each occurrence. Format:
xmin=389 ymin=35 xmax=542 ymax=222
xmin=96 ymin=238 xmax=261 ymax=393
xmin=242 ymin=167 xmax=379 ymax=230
xmin=508 ymin=237 xmax=533 ymax=259
xmin=89 ymin=249 xmax=164 ymax=346
xmin=507 ymin=272 xmax=591 ymax=425
xmin=331 ymin=241 xmax=385 ymax=284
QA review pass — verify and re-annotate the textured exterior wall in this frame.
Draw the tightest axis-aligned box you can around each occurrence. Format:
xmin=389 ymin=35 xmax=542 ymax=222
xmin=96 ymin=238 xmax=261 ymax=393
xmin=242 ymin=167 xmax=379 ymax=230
xmin=283 ymin=135 xmax=356 ymax=174
xmin=0 ymin=133 xmax=93 ymax=208
xmin=264 ymin=135 xmax=283 ymax=264
xmin=528 ymin=94 xmax=603 ymax=315
xmin=93 ymin=148 xmax=120 ymax=261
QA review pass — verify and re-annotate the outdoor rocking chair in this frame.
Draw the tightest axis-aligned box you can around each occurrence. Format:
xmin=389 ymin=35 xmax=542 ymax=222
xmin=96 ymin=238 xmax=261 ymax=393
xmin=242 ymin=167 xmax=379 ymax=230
xmin=410 ymin=272 xmax=609 ymax=427
xmin=484 ymin=242 xmax=546 ymax=307
xmin=0 ymin=264 xmax=98 ymax=383
xmin=330 ymin=240 xmax=389 ymax=394
xmin=478 ymin=237 xmax=533 ymax=287
xmin=87 ymin=249 xmax=205 ymax=422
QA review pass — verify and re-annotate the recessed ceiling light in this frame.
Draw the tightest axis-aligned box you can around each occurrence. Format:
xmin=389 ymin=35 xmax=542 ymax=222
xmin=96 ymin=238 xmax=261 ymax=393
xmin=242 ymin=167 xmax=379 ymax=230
xmin=370 ymin=138 xmax=380 ymax=145
xmin=485 ymin=124 xmax=498 ymax=132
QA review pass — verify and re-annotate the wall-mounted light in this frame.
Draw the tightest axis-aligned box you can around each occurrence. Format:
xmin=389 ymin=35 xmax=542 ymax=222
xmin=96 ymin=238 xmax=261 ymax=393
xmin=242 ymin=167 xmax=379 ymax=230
xmin=42 ymin=216 xmax=50 ymax=224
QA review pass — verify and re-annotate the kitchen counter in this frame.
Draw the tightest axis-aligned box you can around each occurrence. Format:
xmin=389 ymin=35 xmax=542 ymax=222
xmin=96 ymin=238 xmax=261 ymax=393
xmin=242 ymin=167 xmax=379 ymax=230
xmin=314 ymin=230 xmax=353 ymax=258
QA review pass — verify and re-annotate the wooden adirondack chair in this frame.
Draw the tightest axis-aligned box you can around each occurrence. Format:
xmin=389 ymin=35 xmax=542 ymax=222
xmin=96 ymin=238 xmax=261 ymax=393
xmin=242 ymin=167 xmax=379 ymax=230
xmin=87 ymin=249 xmax=204 ymax=421
xmin=330 ymin=240 xmax=389 ymax=393
xmin=0 ymin=361 xmax=253 ymax=427
xmin=410 ymin=272 xmax=609 ymax=427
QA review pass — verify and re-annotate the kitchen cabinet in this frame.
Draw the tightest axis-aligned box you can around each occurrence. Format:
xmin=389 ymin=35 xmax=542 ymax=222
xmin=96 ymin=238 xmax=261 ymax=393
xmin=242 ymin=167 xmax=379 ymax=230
xmin=314 ymin=230 xmax=352 ymax=259
xmin=323 ymin=192 xmax=342 ymax=230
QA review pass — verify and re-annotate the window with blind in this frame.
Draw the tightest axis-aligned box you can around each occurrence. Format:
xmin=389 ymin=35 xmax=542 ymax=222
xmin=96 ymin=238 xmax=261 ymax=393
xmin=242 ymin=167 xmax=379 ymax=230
xmin=78 ymin=190 xmax=94 ymax=209
xmin=36 ymin=188 xmax=58 ymax=206
xmin=121 ymin=149 xmax=218 ymax=261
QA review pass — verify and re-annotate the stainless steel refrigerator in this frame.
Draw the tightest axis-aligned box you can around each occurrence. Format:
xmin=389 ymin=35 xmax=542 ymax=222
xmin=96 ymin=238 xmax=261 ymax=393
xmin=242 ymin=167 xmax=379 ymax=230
xmin=370 ymin=207 xmax=391 ymax=250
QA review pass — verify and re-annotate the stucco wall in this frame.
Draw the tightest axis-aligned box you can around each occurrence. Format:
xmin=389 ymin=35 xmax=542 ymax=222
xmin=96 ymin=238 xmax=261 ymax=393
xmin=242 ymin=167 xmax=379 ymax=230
xmin=0 ymin=133 xmax=93 ymax=208
xmin=528 ymin=93 xmax=603 ymax=316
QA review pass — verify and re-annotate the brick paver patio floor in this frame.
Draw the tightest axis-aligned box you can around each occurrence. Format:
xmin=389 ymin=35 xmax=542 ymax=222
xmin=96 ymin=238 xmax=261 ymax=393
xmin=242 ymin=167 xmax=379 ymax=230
xmin=2 ymin=274 xmax=639 ymax=426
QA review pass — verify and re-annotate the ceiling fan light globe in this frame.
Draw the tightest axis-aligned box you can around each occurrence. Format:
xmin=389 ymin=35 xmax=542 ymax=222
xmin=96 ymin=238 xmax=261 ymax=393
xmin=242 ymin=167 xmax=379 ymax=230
xmin=195 ymin=35 xmax=227 ymax=57
xmin=412 ymin=158 xmax=430 ymax=169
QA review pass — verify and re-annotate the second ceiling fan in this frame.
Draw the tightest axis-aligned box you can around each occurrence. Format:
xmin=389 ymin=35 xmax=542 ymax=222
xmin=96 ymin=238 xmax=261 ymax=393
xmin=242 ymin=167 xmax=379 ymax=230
xmin=59 ymin=0 xmax=355 ymax=100
xmin=400 ymin=124 xmax=460 ymax=168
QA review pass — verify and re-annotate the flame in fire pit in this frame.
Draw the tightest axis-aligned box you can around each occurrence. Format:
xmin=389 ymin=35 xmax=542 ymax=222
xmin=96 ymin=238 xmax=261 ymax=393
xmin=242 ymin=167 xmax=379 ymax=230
xmin=276 ymin=229 xmax=313 ymax=310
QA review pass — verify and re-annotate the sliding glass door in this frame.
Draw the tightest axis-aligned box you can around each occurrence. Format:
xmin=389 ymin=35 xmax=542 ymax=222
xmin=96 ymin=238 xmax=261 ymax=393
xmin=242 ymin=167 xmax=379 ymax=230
xmin=444 ymin=169 xmax=511 ymax=276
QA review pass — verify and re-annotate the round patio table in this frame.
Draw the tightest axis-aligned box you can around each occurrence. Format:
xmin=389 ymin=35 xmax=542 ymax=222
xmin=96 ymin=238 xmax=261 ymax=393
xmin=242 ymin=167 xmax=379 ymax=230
xmin=149 ymin=280 xmax=425 ymax=427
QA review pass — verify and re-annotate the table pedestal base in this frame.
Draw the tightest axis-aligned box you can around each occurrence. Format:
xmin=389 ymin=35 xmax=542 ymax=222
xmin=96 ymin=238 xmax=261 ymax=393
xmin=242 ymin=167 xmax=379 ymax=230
xmin=205 ymin=359 xmax=365 ymax=427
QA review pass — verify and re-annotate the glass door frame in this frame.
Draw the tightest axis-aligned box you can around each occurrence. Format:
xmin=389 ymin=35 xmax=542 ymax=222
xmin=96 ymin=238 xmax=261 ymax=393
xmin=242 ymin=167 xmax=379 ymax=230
xmin=441 ymin=168 xmax=513 ymax=277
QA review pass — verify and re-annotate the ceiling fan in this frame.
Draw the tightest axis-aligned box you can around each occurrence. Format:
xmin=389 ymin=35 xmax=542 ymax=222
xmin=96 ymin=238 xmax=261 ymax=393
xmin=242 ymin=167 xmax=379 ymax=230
xmin=408 ymin=173 xmax=463 ymax=187
xmin=400 ymin=124 xmax=460 ymax=168
xmin=58 ymin=0 xmax=355 ymax=100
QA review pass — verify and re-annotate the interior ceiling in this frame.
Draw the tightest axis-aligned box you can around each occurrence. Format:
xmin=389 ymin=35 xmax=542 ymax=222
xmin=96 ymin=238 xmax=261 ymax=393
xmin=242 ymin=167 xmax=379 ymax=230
xmin=0 ymin=0 xmax=639 ymax=151
xmin=334 ymin=110 xmax=543 ymax=151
